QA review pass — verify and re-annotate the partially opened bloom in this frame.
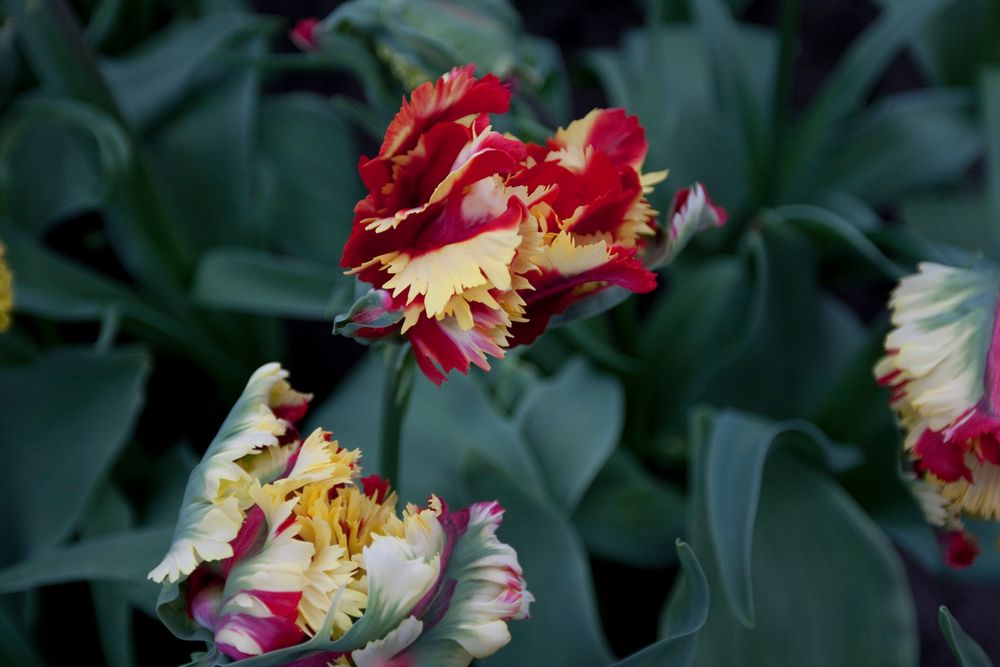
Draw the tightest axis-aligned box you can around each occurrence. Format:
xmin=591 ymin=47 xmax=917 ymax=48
xmin=875 ymin=262 xmax=1000 ymax=566
xmin=338 ymin=66 xmax=720 ymax=383
xmin=151 ymin=363 xmax=531 ymax=665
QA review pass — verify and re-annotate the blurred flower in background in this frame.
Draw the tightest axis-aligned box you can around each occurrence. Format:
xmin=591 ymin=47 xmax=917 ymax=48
xmin=877 ymin=262 xmax=1000 ymax=567
xmin=150 ymin=363 xmax=531 ymax=664
xmin=0 ymin=242 xmax=11 ymax=331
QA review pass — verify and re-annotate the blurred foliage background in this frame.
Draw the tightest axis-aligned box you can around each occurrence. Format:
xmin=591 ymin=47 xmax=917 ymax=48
xmin=1 ymin=0 xmax=1000 ymax=665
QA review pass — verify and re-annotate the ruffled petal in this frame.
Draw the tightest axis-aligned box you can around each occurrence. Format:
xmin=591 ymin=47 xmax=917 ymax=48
xmin=149 ymin=363 xmax=311 ymax=584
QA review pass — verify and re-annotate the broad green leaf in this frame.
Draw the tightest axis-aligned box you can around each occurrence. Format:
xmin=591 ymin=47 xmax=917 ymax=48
xmin=574 ymin=451 xmax=686 ymax=569
xmin=4 ymin=0 xmax=193 ymax=287
xmin=1 ymin=222 xmax=137 ymax=319
xmin=769 ymin=205 xmax=904 ymax=279
xmin=465 ymin=454 xmax=613 ymax=667
xmin=83 ymin=0 xmax=126 ymax=49
xmin=4 ymin=0 xmax=121 ymax=115
xmin=81 ymin=483 xmax=136 ymax=667
xmin=690 ymin=420 xmax=917 ymax=667
xmin=100 ymin=11 xmax=269 ymax=133
xmin=693 ymin=0 xmax=774 ymax=206
xmin=516 ymin=360 xmax=623 ymax=511
xmin=307 ymin=357 xmax=545 ymax=504
xmin=192 ymin=247 xmax=349 ymax=320
xmin=0 ymin=21 xmax=18 ymax=105
xmin=984 ymin=68 xmax=1000 ymax=214
xmin=0 ymin=601 xmax=43 ymax=667
xmin=899 ymin=195 xmax=997 ymax=258
xmin=810 ymin=325 xmax=916 ymax=516
xmin=939 ymin=607 xmax=995 ymax=667
xmin=638 ymin=257 xmax=751 ymax=430
xmin=0 ymin=329 xmax=37 ymax=363
xmin=812 ymin=89 xmax=982 ymax=206
xmin=0 ymin=527 xmax=172 ymax=592
xmin=1 ymin=223 xmax=242 ymax=384
xmin=0 ymin=347 xmax=150 ymax=564
xmin=149 ymin=38 xmax=263 ymax=253
xmin=614 ymin=542 xmax=709 ymax=667
xmin=586 ymin=25 xmax=773 ymax=215
xmin=786 ymin=0 xmax=953 ymax=188
xmin=257 ymin=94 xmax=363 ymax=264
xmin=877 ymin=0 xmax=994 ymax=86
xmin=0 ymin=97 xmax=131 ymax=233
xmin=697 ymin=410 xmax=860 ymax=626
xmin=700 ymin=226 xmax=867 ymax=420
xmin=0 ymin=122 xmax=102 ymax=234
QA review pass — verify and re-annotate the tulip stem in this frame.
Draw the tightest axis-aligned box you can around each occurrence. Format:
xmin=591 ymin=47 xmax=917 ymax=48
xmin=380 ymin=342 xmax=415 ymax=490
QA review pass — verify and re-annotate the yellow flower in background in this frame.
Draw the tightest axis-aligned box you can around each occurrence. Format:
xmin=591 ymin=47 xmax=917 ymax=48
xmin=0 ymin=242 xmax=12 ymax=332
xmin=151 ymin=363 xmax=532 ymax=665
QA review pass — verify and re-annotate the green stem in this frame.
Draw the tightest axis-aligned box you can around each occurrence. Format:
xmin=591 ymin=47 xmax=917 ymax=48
xmin=379 ymin=343 xmax=415 ymax=489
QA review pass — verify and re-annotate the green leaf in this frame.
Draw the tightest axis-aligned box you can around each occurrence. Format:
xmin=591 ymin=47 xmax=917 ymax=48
xmin=700 ymin=226 xmax=868 ymax=420
xmin=811 ymin=89 xmax=982 ymax=206
xmin=256 ymin=93 xmax=363 ymax=264
xmin=939 ymin=607 xmax=995 ymax=667
xmin=786 ymin=0 xmax=954 ymax=187
xmin=0 ymin=602 xmax=43 ymax=667
xmin=1 ymin=223 xmax=136 ymax=319
xmin=0 ymin=118 xmax=101 ymax=234
xmin=876 ymin=0 xmax=994 ymax=86
xmin=638 ymin=257 xmax=752 ymax=428
xmin=515 ymin=360 xmax=623 ymax=511
xmin=696 ymin=410 xmax=860 ymax=626
xmin=1 ymin=223 xmax=242 ymax=383
xmin=149 ymin=36 xmax=263 ymax=253
xmin=0 ymin=527 xmax=171 ymax=592
xmin=0 ymin=347 xmax=150 ymax=564
xmin=308 ymin=357 xmax=545 ymax=503
xmin=0 ymin=97 xmax=131 ymax=232
xmin=983 ymin=67 xmax=1000 ymax=214
xmin=690 ymin=419 xmax=917 ymax=666
xmin=693 ymin=0 xmax=774 ymax=205
xmin=898 ymin=194 xmax=998 ymax=264
xmin=465 ymin=454 xmax=613 ymax=667
xmin=613 ymin=542 xmax=709 ymax=667
xmin=191 ymin=247 xmax=349 ymax=320
xmin=4 ymin=0 xmax=121 ymax=115
xmin=573 ymin=451 xmax=686 ymax=569
xmin=585 ymin=26 xmax=724 ymax=211
xmin=81 ymin=483 xmax=136 ymax=667
xmin=769 ymin=204 xmax=904 ymax=279
xmin=99 ymin=11 xmax=269 ymax=133
xmin=0 ymin=21 xmax=19 ymax=106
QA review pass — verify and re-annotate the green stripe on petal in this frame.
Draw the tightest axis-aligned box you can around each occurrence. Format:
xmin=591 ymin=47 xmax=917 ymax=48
xmin=880 ymin=263 xmax=1000 ymax=430
xmin=404 ymin=502 xmax=532 ymax=666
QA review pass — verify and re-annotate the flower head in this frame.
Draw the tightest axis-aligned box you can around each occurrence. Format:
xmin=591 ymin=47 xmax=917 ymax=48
xmin=0 ymin=241 xmax=12 ymax=332
xmin=290 ymin=17 xmax=320 ymax=51
xmin=876 ymin=262 xmax=1000 ymax=566
xmin=151 ymin=363 xmax=531 ymax=665
xmin=339 ymin=67 xmax=706 ymax=383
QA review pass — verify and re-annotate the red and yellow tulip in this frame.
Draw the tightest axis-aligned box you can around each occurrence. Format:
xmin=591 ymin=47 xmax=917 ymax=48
xmin=338 ymin=66 xmax=723 ymax=384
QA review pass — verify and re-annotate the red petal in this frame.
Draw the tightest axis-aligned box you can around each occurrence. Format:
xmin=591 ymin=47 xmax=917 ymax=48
xmin=940 ymin=530 xmax=980 ymax=569
xmin=510 ymin=246 xmax=657 ymax=347
xmin=914 ymin=428 xmax=972 ymax=483
xmin=379 ymin=65 xmax=510 ymax=159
